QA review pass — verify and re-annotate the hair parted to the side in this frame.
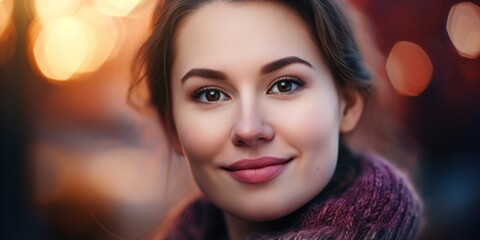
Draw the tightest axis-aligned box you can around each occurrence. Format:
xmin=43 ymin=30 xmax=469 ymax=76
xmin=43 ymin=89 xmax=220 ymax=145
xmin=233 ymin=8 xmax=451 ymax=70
xmin=130 ymin=0 xmax=372 ymax=147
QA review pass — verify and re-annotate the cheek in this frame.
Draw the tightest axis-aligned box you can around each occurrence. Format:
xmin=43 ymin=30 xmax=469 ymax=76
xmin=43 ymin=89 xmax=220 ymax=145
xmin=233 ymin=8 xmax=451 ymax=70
xmin=273 ymin=95 xmax=341 ymax=150
xmin=174 ymin=108 xmax=231 ymax=164
xmin=271 ymin=94 xmax=341 ymax=186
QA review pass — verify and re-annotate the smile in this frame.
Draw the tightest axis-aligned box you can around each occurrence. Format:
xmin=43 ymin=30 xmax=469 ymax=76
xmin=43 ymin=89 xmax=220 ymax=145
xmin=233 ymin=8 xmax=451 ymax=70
xmin=224 ymin=157 xmax=292 ymax=184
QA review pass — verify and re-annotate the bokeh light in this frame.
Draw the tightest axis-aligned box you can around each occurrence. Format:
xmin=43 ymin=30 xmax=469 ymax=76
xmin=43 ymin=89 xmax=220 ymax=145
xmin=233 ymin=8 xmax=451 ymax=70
xmin=386 ymin=41 xmax=433 ymax=96
xmin=32 ymin=17 xmax=97 ymax=81
xmin=447 ymin=2 xmax=480 ymax=59
xmin=0 ymin=0 xmax=15 ymax=65
xmin=73 ymin=6 xmax=120 ymax=73
xmin=93 ymin=0 xmax=144 ymax=17
xmin=0 ymin=0 xmax=13 ymax=39
xmin=34 ymin=0 xmax=81 ymax=23
xmin=29 ymin=2 xmax=128 ymax=81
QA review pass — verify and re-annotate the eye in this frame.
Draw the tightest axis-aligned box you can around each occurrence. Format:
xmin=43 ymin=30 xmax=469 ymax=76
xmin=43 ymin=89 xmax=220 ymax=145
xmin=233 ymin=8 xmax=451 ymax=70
xmin=268 ymin=76 xmax=304 ymax=94
xmin=192 ymin=87 xmax=230 ymax=103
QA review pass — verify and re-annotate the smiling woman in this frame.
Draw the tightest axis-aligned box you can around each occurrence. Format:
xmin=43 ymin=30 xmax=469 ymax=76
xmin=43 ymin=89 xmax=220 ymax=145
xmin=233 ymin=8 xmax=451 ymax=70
xmin=130 ymin=0 xmax=422 ymax=239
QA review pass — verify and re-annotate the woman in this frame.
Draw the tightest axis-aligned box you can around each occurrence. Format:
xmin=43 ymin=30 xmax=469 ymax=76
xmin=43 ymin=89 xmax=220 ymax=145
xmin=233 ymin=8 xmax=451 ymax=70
xmin=131 ymin=0 xmax=422 ymax=239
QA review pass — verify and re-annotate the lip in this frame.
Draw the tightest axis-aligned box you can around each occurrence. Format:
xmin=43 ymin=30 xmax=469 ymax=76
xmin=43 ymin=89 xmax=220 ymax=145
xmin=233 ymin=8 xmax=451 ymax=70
xmin=224 ymin=156 xmax=292 ymax=184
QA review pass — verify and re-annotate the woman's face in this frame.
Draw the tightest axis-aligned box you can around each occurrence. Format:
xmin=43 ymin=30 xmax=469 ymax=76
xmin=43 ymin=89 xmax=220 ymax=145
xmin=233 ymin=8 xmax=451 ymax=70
xmin=171 ymin=1 xmax=351 ymax=222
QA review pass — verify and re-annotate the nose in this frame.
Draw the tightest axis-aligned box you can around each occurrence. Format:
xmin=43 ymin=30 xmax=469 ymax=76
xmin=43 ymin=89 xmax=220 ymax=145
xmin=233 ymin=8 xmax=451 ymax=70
xmin=230 ymin=102 xmax=274 ymax=147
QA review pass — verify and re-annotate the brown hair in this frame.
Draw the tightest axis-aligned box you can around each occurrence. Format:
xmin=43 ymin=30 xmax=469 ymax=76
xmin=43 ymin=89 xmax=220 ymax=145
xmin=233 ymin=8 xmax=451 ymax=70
xmin=130 ymin=0 xmax=371 ymax=146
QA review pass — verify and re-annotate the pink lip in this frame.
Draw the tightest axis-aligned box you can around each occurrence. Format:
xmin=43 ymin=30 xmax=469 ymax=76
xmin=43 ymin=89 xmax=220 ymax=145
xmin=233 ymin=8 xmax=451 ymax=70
xmin=224 ymin=157 xmax=291 ymax=184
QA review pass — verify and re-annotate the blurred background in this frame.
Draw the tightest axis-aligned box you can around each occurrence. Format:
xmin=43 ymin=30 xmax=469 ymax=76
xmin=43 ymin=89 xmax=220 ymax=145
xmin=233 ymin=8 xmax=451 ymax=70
xmin=1 ymin=0 xmax=479 ymax=239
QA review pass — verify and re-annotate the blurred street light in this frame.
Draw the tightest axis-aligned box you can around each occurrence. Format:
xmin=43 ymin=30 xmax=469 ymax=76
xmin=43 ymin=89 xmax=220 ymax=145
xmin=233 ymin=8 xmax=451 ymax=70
xmin=386 ymin=41 xmax=433 ymax=96
xmin=447 ymin=2 xmax=480 ymax=59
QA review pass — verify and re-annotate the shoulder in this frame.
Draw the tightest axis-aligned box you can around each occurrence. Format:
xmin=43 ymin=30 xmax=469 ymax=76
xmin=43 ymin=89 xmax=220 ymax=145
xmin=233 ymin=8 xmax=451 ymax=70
xmin=355 ymin=153 xmax=419 ymax=199
xmin=305 ymin=153 xmax=423 ymax=239
xmin=355 ymin=153 xmax=422 ymax=217
xmin=359 ymin=154 xmax=422 ymax=222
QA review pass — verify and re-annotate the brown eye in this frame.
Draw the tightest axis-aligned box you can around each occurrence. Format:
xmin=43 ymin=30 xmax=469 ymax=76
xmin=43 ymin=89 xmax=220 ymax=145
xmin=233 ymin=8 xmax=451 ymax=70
xmin=206 ymin=90 xmax=220 ymax=101
xmin=277 ymin=81 xmax=293 ymax=92
xmin=268 ymin=77 xmax=304 ymax=94
xmin=192 ymin=87 xmax=230 ymax=103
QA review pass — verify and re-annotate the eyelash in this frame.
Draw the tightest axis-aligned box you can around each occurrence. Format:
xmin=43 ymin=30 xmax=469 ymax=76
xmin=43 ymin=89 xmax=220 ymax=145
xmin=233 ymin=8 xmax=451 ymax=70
xmin=191 ymin=86 xmax=231 ymax=104
xmin=267 ymin=76 xmax=304 ymax=95
xmin=191 ymin=76 xmax=305 ymax=104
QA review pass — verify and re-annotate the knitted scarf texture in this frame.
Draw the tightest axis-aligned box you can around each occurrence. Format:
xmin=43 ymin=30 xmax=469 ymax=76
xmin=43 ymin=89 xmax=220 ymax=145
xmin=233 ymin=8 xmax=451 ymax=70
xmin=165 ymin=154 xmax=422 ymax=240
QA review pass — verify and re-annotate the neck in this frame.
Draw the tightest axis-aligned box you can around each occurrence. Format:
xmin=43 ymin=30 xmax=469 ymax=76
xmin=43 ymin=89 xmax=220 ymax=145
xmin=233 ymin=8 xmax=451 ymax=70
xmin=224 ymin=213 xmax=272 ymax=240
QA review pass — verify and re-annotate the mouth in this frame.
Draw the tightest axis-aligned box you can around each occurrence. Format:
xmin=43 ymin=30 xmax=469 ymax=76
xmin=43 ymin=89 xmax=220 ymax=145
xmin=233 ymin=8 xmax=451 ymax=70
xmin=223 ymin=156 xmax=293 ymax=184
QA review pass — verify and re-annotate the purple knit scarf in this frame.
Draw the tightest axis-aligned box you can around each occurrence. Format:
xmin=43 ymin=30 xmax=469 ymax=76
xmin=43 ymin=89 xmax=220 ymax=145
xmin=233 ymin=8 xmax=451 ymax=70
xmin=165 ymin=154 xmax=422 ymax=240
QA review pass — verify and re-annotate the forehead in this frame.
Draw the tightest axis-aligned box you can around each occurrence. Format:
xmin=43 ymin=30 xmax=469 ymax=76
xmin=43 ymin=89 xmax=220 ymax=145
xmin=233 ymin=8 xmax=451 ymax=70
xmin=172 ymin=1 xmax=323 ymax=74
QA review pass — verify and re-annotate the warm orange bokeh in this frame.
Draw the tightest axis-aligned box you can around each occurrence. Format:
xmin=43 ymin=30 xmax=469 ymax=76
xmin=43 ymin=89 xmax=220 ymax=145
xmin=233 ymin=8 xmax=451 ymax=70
xmin=28 ymin=0 xmax=148 ymax=82
xmin=0 ymin=0 xmax=15 ymax=65
xmin=0 ymin=0 xmax=13 ymax=37
xmin=93 ymin=0 xmax=144 ymax=17
xmin=33 ymin=0 xmax=81 ymax=22
xmin=32 ymin=17 xmax=96 ymax=80
xmin=386 ymin=41 xmax=433 ymax=96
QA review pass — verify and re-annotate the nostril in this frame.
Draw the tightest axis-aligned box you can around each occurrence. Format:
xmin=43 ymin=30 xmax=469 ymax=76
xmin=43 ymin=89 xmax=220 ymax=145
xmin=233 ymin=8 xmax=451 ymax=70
xmin=234 ymin=139 xmax=245 ymax=147
xmin=230 ymin=116 xmax=275 ymax=147
xmin=235 ymin=141 xmax=252 ymax=147
xmin=232 ymin=135 xmax=274 ymax=147
xmin=232 ymin=135 xmax=254 ymax=147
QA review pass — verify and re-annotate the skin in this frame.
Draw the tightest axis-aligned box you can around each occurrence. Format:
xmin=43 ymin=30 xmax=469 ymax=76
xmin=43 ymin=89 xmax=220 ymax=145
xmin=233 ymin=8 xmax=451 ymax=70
xmin=170 ymin=1 xmax=363 ymax=239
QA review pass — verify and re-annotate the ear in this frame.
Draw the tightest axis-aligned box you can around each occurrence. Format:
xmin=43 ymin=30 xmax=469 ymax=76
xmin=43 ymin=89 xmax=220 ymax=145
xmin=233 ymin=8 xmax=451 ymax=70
xmin=340 ymin=89 xmax=365 ymax=133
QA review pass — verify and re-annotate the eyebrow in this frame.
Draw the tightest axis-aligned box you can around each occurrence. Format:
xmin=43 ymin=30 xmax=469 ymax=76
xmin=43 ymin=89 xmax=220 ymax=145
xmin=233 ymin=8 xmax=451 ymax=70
xmin=181 ymin=68 xmax=227 ymax=83
xmin=260 ymin=56 xmax=312 ymax=74
xmin=181 ymin=56 xmax=312 ymax=83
